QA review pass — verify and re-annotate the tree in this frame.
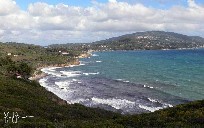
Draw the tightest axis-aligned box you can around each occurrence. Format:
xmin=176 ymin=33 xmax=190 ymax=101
xmin=4 ymin=61 xmax=32 ymax=79
xmin=18 ymin=62 xmax=32 ymax=79
xmin=0 ymin=56 xmax=13 ymax=66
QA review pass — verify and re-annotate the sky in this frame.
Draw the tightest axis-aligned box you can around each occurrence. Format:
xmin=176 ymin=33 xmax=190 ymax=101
xmin=0 ymin=0 xmax=204 ymax=45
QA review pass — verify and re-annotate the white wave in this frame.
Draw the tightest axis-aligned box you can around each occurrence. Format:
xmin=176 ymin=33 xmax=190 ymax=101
xmin=79 ymin=61 xmax=86 ymax=66
xmin=83 ymin=72 xmax=99 ymax=76
xmin=55 ymin=81 xmax=70 ymax=88
xmin=60 ymin=71 xmax=81 ymax=77
xmin=83 ymin=73 xmax=89 ymax=76
xmin=72 ymin=79 xmax=78 ymax=81
xmin=96 ymin=61 xmax=102 ymax=63
xmin=41 ymin=67 xmax=62 ymax=77
xmin=55 ymin=81 xmax=71 ymax=92
xmin=91 ymin=97 xmax=135 ymax=110
xmin=164 ymin=103 xmax=173 ymax=108
xmin=162 ymin=49 xmax=170 ymax=50
xmin=39 ymin=77 xmax=76 ymax=102
xmin=147 ymin=98 xmax=173 ymax=107
xmin=116 ymin=79 xmax=130 ymax=83
xmin=68 ymin=65 xmax=79 ymax=68
xmin=148 ymin=98 xmax=158 ymax=103
xmin=70 ymin=98 xmax=89 ymax=104
xmin=139 ymin=105 xmax=164 ymax=112
xmin=144 ymin=84 xmax=154 ymax=89
xmin=92 ymin=54 xmax=99 ymax=56
xmin=39 ymin=77 xmax=49 ymax=88
xmin=139 ymin=98 xmax=173 ymax=112
xmin=39 ymin=77 xmax=65 ymax=97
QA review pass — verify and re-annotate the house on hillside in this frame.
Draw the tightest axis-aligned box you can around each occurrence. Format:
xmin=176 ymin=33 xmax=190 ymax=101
xmin=61 ymin=52 xmax=69 ymax=55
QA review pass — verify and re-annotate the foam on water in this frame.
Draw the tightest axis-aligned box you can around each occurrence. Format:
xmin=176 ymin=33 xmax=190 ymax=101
xmin=148 ymin=98 xmax=158 ymax=103
xmin=138 ymin=105 xmax=164 ymax=112
xmin=83 ymin=72 xmax=100 ymax=76
xmin=39 ymin=75 xmax=176 ymax=114
xmin=60 ymin=71 xmax=81 ymax=77
xmin=41 ymin=67 xmax=62 ymax=77
xmin=67 ymin=65 xmax=79 ymax=68
xmin=70 ymin=98 xmax=89 ymax=104
xmin=91 ymin=97 xmax=135 ymax=110
xmin=79 ymin=61 xmax=86 ymax=66
xmin=116 ymin=79 xmax=130 ymax=83
xmin=144 ymin=85 xmax=154 ymax=89
xmin=39 ymin=77 xmax=49 ymax=88
xmin=72 ymin=79 xmax=78 ymax=81
xmin=139 ymin=102 xmax=173 ymax=112
xmin=138 ymin=97 xmax=173 ymax=112
xmin=148 ymin=98 xmax=173 ymax=107
xmin=39 ymin=77 xmax=68 ymax=100
xmin=92 ymin=54 xmax=99 ymax=57
xmin=55 ymin=81 xmax=71 ymax=92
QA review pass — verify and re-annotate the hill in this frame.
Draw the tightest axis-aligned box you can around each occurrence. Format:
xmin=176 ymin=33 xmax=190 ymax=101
xmin=50 ymin=31 xmax=204 ymax=51
xmin=0 ymin=42 xmax=84 ymax=79
xmin=0 ymin=42 xmax=82 ymax=68
xmin=91 ymin=31 xmax=204 ymax=50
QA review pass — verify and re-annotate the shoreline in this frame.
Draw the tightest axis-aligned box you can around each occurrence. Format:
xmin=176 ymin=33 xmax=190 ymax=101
xmin=30 ymin=47 xmax=204 ymax=81
xmin=92 ymin=46 xmax=204 ymax=52
xmin=29 ymin=49 xmax=202 ymax=114
xmin=29 ymin=52 xmax=91 ymax=81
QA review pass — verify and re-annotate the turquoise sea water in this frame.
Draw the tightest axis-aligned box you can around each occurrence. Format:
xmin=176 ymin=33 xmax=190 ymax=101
xmin=39 ymin=49 xmax=204 ymax=114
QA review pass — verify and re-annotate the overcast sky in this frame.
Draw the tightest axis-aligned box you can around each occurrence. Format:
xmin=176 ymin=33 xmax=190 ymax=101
xmin=0 ymin=0 xmax=204 ymax=45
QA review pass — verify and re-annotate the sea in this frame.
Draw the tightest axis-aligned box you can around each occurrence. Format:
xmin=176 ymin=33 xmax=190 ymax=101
xmin=39 ymin=49 xmax=204 ymax=114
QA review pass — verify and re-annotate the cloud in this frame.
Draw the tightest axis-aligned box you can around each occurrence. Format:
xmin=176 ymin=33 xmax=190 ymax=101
xmin=188 ymin=0 xmax=198 ymax=8
xmin=0 ymin=0 xmax=19 ymax=16
xmin=0 ymin=0 xmax=203 ymax=45
xmin=109 ymin=0 xmax=117 ymax=3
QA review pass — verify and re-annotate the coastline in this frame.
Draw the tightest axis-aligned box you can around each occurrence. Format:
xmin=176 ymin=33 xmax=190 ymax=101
xmin=29 ymin=52 xmax=91 ymax=81
xmin=91 ymin=46 xmax=204 ymax=52
xmin=26 ymin=49 xmax=204 ymax=115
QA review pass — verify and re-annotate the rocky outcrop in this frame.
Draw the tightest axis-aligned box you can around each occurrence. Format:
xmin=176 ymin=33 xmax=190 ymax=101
xmin=29 ymin=59 xmax=80 ymax=81
xmin=77 ymin=53 xmax=91 ymax=58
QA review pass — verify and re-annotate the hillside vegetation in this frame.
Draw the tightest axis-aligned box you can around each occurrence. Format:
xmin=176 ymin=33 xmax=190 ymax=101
xmin=92 ymin=31 xmax=204 ymax=50
xmin=50 ymin=31 xmax=204 ymax=51
xmin=0 ymin=75 xmax=204 ymax=127
xmin=0 ymin=42 xmax=81 ymax=69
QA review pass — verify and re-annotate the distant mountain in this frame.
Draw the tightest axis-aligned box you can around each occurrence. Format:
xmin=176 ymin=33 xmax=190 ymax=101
xmin=48 ymin=31 xmax=204 ymax=51
xmin=91 ymin=31 xmax=204 ymax=50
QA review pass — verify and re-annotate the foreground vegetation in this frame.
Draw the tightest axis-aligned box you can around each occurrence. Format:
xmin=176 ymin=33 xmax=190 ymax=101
xmin=0 ymin=41 xmax=204 ymax=127
xmin=0 ymin=75 xmax=204 ymax=127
